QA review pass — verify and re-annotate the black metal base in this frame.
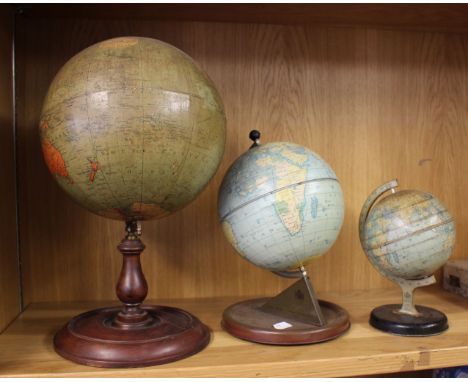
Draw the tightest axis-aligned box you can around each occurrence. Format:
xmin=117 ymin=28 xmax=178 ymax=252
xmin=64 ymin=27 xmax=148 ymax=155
xmin=369 ymin=304 xmax=448 ymax=336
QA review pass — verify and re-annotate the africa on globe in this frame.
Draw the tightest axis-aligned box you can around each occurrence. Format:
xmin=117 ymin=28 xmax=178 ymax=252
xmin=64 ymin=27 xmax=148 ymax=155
xmin=218 ymin=131 xmax=344 ymax=271
xmin=40 ymin=36 xmax=226 ymax=221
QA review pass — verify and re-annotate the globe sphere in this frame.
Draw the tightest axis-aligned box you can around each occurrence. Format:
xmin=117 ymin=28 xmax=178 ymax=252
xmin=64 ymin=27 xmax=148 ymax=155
xmin=40 ymin=37 xmax=226 ymax=221
xmin=218 ymin=141 xmax=344 ymax=271
xmin=361 ymin=189 xmax=455 ymax=280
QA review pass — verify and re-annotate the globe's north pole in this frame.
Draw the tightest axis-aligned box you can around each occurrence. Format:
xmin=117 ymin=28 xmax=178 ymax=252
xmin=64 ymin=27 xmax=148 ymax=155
xmin=40 ymin=37 xmax=226 ymax=221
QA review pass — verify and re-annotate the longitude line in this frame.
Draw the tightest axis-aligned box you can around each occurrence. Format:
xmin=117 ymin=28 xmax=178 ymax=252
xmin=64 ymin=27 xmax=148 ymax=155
xmin=84 ymin=62 xmax=120 ymax=207
xmin=138 ymin=42 xmax=144 ymax=214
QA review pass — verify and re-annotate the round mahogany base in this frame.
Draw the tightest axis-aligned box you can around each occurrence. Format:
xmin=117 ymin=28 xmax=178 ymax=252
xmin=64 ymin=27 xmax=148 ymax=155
xmin=369 ymin=304 xmax=448 ymax=336
xmin=222 ymin=298 xmax=350 ymax=345
xmin=54 ymin=305 xmax=210 ymax=368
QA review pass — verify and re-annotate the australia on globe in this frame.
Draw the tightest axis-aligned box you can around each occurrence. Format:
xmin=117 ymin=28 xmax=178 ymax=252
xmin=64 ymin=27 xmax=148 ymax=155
xmin=218 ymin=135 xmax=344 ymax=271
xmin=40 ymin=36 xmax=226 ymax=221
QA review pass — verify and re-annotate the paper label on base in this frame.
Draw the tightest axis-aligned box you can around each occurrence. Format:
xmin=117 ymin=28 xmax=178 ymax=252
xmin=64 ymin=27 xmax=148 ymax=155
xmin=273 ymin=321 xmax=292 ymax=330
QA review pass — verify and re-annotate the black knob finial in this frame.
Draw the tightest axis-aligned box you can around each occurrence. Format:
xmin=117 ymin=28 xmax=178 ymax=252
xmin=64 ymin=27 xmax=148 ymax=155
xmin=249 ymin=130 xmax=261 ymax=142
xmin=249 ymin=130 xmax=261 ymax=148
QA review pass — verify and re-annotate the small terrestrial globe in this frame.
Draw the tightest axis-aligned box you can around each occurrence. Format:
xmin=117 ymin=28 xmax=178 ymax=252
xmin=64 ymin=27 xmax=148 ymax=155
xmin=360 ymin=189 xmax=455 ymax=280
xmin=40 ymin=36 xmax=226 ymax=221
xmin=218 ymin=139 xmax=344 ymax=271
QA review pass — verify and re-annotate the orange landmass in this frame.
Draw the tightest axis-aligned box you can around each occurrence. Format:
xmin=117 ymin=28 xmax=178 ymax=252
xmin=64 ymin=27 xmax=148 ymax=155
xmin=41 ymin=138 xmax=69 ymax=179
xmin=99 ymin=202 xmax=170 ymax=221
xmin=130 ymin=202 xmax=171 ymax=220
xmin=99 ymin=37 xmax=138 ymax=49
xmin=39 ymin=121 xmax=49 ymax=130
xmin=88 ymin=160 xmax=99 ymax=182
xmin=99 ymin=208 xmax=127 ymax=220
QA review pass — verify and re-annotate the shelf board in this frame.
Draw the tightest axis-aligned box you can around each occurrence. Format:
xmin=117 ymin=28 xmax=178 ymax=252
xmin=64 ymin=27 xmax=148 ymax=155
xmin=1 ymin=287 xmax=468 ymax=377
xmin=17 ymin=4 xmax=468 ymax=33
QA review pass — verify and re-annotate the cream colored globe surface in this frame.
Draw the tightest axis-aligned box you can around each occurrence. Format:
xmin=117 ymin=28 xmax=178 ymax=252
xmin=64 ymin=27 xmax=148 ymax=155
xmin=361 ymin=189 xmax=455 ymax=280
xmin=218 ymin=141 xmax=344 ymax=271
xmin=40 ymin=36 xmax=226 ymax=221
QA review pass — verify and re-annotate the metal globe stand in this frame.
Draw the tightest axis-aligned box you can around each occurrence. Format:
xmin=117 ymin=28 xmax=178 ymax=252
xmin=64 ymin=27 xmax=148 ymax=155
xmin=369 ymin=275 xmax=448 ymax=336
xmin=360 ymin=179 xmax=450 ymax=337
xmin=222 ymin=267 xmax=350 ymax=345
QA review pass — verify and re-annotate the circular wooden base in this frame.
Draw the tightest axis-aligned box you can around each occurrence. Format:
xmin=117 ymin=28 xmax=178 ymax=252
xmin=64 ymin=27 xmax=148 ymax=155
xmin=54 ymin=305 xmax=210 ymax=368
xmin=370 ymin=304 xmax=448 ymax=336
xmin=221 ymin=298 xmax=350 ymax=345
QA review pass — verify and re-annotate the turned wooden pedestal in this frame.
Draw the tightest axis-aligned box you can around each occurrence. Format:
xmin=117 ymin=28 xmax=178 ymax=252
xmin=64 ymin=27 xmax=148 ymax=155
xmin=54 ymin=224 xmax=210 ymax=368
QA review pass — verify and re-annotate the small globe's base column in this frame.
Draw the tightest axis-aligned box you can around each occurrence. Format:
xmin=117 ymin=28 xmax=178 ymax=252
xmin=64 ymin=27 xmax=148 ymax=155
xmin=222 ymin=298 xmax=350 ymax=345
xmin=54 ymin=305 xmax=210 ymax=368
xmin=369 ymin=304 xmax=448 ymax=336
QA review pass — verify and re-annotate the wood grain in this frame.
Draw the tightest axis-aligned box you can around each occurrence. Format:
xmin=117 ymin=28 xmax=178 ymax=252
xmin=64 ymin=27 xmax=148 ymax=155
xmin=0 ymin=5 xmax=20 ymax=332
xmin=15 ymin=18 xmax=468 ymax=304
xmin=1 ymin=287 xmax=468 ymax=377
xmin=16 ymin=4 xmax=468 ymax=33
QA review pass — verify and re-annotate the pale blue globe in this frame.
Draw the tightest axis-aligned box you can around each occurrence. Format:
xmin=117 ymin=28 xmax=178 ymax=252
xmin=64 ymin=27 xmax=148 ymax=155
xmin=218 ymin=141 xmax=344 ymax=271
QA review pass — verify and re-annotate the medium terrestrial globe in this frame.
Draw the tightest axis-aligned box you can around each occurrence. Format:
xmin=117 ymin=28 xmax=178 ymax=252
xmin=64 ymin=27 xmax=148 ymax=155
xmin=361 ymin=190 xmax=456 ymax=280
xmin=218 ymin=140 xmax=344 ymax=271
xmin=40 ymin=36 xmax=226 ymax=221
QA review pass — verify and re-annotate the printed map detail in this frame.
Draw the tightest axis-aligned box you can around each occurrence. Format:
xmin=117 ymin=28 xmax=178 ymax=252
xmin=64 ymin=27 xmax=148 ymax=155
xmin=219 ymin=142 xmax=344 ymax=271
xmin=362 ymin=190 xmax=455 ymax=280
xmin=40 ymin=37 xmax=226 ymax=221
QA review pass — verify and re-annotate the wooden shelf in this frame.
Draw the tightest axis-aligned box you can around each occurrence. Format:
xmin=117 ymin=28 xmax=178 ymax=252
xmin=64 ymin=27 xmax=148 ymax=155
xmin=1 ymin=5 xmax=468 ymax=377
xmin=16 ymin=4 xmax=468 ymax=33
xmin=1 ymin=287 xmax=468 ymax=377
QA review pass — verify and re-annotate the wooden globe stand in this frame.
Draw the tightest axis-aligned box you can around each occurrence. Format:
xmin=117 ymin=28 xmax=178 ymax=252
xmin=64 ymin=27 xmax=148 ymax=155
xmin=54 ymin=221 xmax=210 ymax=368
xmin=369 ymin=275 xmax=448 ymax=336
xmin=222 ymin=267 xmax=350 ymax=345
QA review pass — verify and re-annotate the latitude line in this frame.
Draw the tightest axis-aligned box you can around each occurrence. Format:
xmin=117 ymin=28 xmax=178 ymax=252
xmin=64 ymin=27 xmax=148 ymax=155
xmin=220 ymin=177 xmax=339 ymax=222
xmin=364 ymin=217 xmax=454 ymax=253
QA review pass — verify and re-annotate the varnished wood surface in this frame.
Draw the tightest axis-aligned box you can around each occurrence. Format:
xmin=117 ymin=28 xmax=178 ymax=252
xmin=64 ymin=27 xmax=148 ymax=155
xmin=15 ymin=19 xmax=468 ymax=304
xmin=17 ymin=4 xmax=468 ymax=33
xmin=0 ymin=5 xmax=20 ymax=333
xmin=1 ymin=287 xmax=468 ymax=377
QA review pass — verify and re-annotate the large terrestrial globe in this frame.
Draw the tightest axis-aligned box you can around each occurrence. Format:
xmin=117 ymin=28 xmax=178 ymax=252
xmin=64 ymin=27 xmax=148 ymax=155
xmin=360 ymin=187 xmax=456 ymax=280
xmin=218 ymin=139 xmax=344 ymax=271
xmin=40 ymin=37 xmax=226 ymax=221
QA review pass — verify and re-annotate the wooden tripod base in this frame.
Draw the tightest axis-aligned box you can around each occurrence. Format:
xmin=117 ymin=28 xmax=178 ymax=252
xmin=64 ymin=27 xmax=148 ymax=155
xmin=222 ymin=298 xmax=350 ymax=345
xmin=54 ymin=305 xmax=210 ymax=368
